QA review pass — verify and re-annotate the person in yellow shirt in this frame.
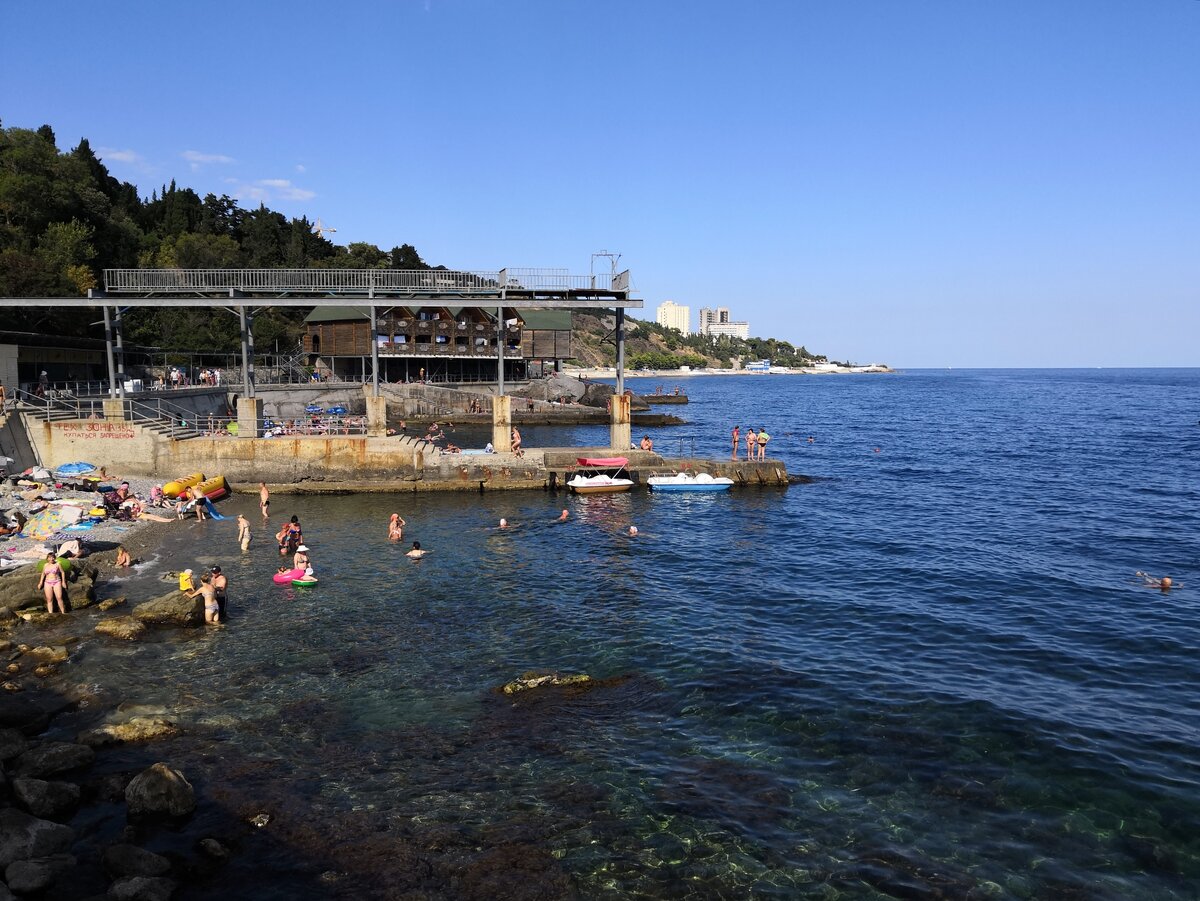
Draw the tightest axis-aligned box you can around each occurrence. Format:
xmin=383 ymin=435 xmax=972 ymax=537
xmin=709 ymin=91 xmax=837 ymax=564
xmin=179 ymin=568 xmax=195 ymax=592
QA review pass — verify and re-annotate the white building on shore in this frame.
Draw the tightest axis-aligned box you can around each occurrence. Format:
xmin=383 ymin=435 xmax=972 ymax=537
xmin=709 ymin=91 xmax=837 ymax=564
xmin=698 ymin=307 xmax=750 ymax=339
xmin=655 ymin=300 xmax=690 ymax=336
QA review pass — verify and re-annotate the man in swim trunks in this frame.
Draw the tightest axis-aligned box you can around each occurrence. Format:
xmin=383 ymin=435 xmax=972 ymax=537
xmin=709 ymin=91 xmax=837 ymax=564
xmin=188 ymin=572 xmax=220 ymax=624
xmin=210 ymin=566 xmax=228 ymax=621
xmin=731 ymin=426 xmax=740 ymax=460
xmin=259 ymin=482 xmax=270 ymax=519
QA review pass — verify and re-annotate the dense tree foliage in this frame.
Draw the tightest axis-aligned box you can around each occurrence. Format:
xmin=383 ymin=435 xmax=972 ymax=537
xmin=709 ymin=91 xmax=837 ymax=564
xmin=0 ymin=122 xmax=433 ymax=350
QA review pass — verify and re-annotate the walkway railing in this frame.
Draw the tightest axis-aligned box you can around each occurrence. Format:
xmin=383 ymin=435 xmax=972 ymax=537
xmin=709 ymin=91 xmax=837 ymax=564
xmin=103 ymin=268 xmax=625 ymax=294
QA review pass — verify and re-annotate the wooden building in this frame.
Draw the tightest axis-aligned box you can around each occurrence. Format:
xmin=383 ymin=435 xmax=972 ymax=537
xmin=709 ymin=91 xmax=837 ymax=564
xmin=302 ymin=306 xmax=573 ymax=383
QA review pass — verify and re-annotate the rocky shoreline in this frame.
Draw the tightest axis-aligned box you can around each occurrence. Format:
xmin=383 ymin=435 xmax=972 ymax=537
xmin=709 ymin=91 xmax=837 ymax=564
xmin=0 ymin=534 xmax=609 ymax=900
xmin=0 ymin=538 xmax=243 ymax=900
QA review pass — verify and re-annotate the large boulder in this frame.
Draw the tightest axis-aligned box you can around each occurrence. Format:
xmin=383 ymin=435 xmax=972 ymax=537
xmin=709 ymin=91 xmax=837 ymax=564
xmin=108 ymin=875 xmax=178 ymax=901
xmin=95 ymin=617 xmax=148 ymax=641
xmin=0 ymin=695 xmax=48 ymax=734
xmin=5 ymin=852 xmax=75 ymax=893
xmin=11 ymin=777 xmax=81 ymax=819
xmin=15 ymin=741 xmax=95 ymax=778
xmin=79 ymin=717 xmax=179 ymax=748
xmin=132 ymin=593 xmax=203 ymax=628
xmin=0 ymin=727 xmax=30 ymax=761
xmin=0 ymin=808 xmax=74 ymax=868
xmin=577 ymin=381 xmax=650 ymax=411
xmin=102 ymin=844 xmax=171 ymax=878
xmin=0 ymin=574 xmax=37 ymax=609
xmin=125 ymin=763 xmax=195 ymax=817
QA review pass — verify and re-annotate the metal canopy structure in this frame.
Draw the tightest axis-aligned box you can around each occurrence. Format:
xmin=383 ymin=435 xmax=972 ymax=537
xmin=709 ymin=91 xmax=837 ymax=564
xmin=0 ymin=266 xmax=637 ymax=400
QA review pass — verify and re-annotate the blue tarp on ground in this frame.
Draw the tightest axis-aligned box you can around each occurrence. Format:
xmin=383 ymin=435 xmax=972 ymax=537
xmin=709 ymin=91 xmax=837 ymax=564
xmin=55 ymin=461 xmax=97 ymax=475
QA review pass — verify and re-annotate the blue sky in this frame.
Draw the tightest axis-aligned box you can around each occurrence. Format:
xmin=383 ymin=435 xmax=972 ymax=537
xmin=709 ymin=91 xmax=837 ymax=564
xmin=3 ymin=0 xmax=1198 ymax=367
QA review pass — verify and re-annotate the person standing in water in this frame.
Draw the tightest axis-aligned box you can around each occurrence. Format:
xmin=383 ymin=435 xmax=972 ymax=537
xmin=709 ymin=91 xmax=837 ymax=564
xmin=259 ymin=482 xmax=270 ymax=519
xmin=188 ymin=573 xmax=220 ymax=625
xmin=38 ymin=553 xmax=67 ymax=614
xmin=210 ymin=566 xmax=228 ymax=621
xmin=293 ymin=544 xmax=311 ymax=571
xmin=388 ymin=513 xmax=406 ymax=541
xmin=406 ymin=541 xmax=428 ymax=559
xmin=237 ymin=514 xmax=251 ymax=552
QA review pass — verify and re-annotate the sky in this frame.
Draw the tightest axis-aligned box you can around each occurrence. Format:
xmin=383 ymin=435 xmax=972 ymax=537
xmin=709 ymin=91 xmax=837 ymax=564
xmin=3 ymin=0 xmax=1198 ymax=367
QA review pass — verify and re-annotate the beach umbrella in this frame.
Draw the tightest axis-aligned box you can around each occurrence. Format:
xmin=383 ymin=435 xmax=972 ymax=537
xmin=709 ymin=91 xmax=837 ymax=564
xmin=305 ymin=404 xmax=322 ymax=414
xmin=55 ymin=461 xmax=97 ymax=475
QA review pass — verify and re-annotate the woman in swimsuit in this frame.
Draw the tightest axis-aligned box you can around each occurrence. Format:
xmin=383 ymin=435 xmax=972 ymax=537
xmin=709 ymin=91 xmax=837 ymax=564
xmin=188 ymin=572 xmax=220 ymax=624
xmin=293 ymin=545 xmax=310 ymax=571
xmin=388 ymin=513 xmax=406 ymax=542
xmin=37 ymin=553 xmax=67 ymax=614
xmin=237 ymin=514 xmax=251 ymax=552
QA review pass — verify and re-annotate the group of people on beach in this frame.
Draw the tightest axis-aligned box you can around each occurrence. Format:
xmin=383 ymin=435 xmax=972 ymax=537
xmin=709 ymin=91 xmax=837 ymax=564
xmin=178 ymin=565 xmax=228 ymax=624
xmin=731 ymin=425 xmax=771 ymax=460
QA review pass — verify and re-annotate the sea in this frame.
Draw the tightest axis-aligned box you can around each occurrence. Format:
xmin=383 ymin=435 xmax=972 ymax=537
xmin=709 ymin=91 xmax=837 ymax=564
xmin=56 ymin=369 xmax=1200 ymax=899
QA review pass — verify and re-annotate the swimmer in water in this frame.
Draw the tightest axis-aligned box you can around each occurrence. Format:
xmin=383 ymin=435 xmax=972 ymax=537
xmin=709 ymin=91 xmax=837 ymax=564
xmin=628 ymin=526 xmax=638 ymax=536
xmin=388 ymin=513 xmax=406 ymax=541
xmin=1136 ymin=571 xmax=1178 ymax=592
xmin=499 ymin=518 xmax=508 ymax=529
xmin=406 ymin=541 xmax=428 ymax=559
xmin=556 ymin=509 xmax=569 ymax=523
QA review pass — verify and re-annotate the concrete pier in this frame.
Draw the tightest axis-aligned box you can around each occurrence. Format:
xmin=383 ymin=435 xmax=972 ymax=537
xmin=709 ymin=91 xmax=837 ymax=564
xmin=492 ymin=396 xmax=512 ymax=453
xmin=610 ymin=394 xmax=631 ymax=451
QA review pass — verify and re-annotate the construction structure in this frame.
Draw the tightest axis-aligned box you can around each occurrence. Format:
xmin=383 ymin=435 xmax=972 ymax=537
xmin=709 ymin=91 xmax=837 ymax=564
xmin=2 ymin=265 xmax=642 ymax=453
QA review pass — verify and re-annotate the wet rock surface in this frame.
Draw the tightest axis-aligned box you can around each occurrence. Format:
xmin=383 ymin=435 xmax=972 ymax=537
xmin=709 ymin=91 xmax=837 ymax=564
xmin=95 ymin=616 xmax=149 ymax=640
xmin=79 ymin=716 xmax=180 ymax=747
xmin=15 ymin=741 xmax=95 ymax=778
xmin=125 ymin=763 xmax=195 ymax=817
xmin=11 ymin=776 xmax=81 ymax=819
xmin=131 ymin=592 xmax=203 ymax=628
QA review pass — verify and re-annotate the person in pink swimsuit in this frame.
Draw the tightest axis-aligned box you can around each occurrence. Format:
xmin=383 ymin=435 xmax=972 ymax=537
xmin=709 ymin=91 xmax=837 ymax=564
xmin=37 ymin=553 xmax=67 ymax=614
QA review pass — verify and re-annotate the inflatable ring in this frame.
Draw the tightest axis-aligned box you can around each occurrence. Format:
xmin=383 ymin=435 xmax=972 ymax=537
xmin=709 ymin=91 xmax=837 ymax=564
xmin=291 ymin=578 xmax=319 ymax=587
xmin=272 ymin=568 xmax=305 ymax=584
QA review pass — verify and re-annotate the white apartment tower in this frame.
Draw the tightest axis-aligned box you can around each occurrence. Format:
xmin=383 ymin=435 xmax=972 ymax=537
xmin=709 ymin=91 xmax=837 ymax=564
xmin=655 ymin=300 xmax=690 ymax=335
xmin=698 ymin=306 xmax=750 ymax=340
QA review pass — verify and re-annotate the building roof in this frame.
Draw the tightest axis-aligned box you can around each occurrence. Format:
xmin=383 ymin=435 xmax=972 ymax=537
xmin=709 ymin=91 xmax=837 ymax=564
xmin=303 ymin=306 xmax=371 ymax=324
xmin=520 ymin=310 xmax=572 ymax=330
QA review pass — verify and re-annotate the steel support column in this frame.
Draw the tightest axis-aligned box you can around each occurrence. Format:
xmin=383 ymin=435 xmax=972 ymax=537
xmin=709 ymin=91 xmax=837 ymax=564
xmin=239 ymin=305 xmax=251 ymax=397
xmin=496 ymin=304 xmax=505 ymax=396
xmin=114 ymin=306 xmax=126 ymax=398
xmin=369 ymin=303 xmax=380 ymax=396
xmin=102 ymin=304 xmax=117 ymax=399
xmin=615 ymin=307 xmax=626 ymax=395
xmin=246 ymin=308 xmax=257 ymax=397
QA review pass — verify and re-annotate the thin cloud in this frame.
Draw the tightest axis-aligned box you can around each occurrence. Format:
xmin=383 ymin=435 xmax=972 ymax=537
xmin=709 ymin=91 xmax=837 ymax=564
xmin=97 ymin=147 xmax=143 ymax=164
xmin=257 ymin=178 xmax=316 ymax=201
xmin=225 ymin=179 xmax=316 ymax=205
xmin=295 ymin=164 xmax=306 ymax=173
xmin=182 ymin=149 xmax=236 ymax=172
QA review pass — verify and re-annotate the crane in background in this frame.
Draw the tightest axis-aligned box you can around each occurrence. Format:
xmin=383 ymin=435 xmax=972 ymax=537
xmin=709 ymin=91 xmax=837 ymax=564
xmin=312 ymin=218 xmax=337 ymax=240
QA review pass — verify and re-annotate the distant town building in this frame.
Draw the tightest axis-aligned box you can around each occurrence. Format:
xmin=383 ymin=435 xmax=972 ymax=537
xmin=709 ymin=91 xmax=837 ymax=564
xmin=655 ymin=300 xmax=690 ymax=335
xmin=698 ymin=307 xmax=750 ymax=340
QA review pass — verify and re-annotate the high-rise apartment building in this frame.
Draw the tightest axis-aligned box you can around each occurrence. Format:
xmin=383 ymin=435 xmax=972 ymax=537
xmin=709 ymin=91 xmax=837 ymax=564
xmin=655 ymin=300 xmax=690 ymax=335
xmin=698 ymin=307 xmax=750 ymax=340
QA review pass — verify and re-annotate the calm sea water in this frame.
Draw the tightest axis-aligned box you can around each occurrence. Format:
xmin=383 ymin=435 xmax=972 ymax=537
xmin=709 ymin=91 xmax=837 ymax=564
xmin=60 ymin=370 xmax=1200 ymax=899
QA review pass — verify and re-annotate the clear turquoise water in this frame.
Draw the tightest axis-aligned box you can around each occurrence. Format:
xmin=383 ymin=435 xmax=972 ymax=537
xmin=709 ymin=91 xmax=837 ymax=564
xmin=60 ymin=370 xmax=1200 ymax=899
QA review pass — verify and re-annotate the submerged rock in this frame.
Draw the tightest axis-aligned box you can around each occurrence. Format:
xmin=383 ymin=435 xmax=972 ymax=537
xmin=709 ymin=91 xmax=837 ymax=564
xmin=15 ymin=741 xmax=95 ymax=778
xmin=500 ymin=671 xmax=594 ymax=695
xmin=79 ymin=717 xmax=180 ymax=748
xmin=4 ymin=852 xmax=76 ymax=893
xmin=95 ymin=617 xmax=148 ymax=641
xmin=0 ymin=808 xmax=74 ymax=868
xmin=98 ymin=596 xmax=127 ymax=611
xmin=0 ymin=696 xmax=47 ymax=733
xmin=11 ymin=777 xmax=81 ymax=820
xmin=132 ymin=592 xmax=203 ymax=628
xmin=0 ymin=727 xmax=30 ymax=761
xmin=108 ymin=875 xmax=179 ymax=901
xmin=125 ymin=763 xmax=195 ymax=817
xmin=102 ymin=843 xmax=172 ymax=878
